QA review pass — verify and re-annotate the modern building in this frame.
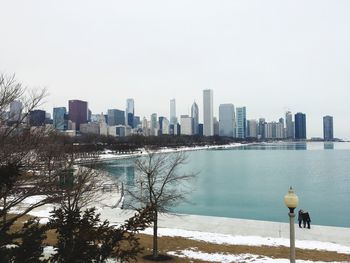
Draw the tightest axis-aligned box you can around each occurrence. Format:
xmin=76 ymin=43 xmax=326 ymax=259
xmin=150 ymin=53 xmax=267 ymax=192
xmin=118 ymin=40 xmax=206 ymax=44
xmin=213 ymin=117 xmax=219 ymax=136
xmin=285 ymin=111 xmax=294 ymax=139
xmin=170 ymin=98 xmax=177 ymax=125
xmin=236 ymin=107 xmax=247 ymax=139
xmin=180 ymin=115 xmax=193 ymax=135
xmin=219 ymin=104 xmax=235 ymax=137
xmin=9 ymin=100 xmax=23 ymax=122
xmin=162 ymin=117 xmax=170 ymax=135
xmin=258 ymin=118 xmax=266 ymax=140
xmin=247 ymin=119 xmax=258 ymax=138
xmin=323 ymin=115 xmax=334 ymax=141
xmin=53 ymin=107 xmax=67 ymax=130
xmin=108 ymin=109 xmax=125 ymax=126
xmin=68 ymin=100 xmax=88 ymax=131
xmin=150 ymin=113 xmax=158 ymax=136
xmin=80 ymin=123 xmax=99 ymax=135
xmin=294 ymin=112 xmax=307 ymax=140
xmin=126 ymin=98 xmax=134 ymax=128
xmin=203 ymin=89 xmax=214 ymax=136
xmin=191 ymin=102 xmax=199 ymax=135
xmin=29 ymin=110 xmax=46 ymax=126
xmin=198 ymin=124 xmax=204 ymax=136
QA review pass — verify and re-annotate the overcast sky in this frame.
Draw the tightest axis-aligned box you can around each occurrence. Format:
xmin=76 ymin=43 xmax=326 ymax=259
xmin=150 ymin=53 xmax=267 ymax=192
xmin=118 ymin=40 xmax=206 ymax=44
xmin=1 ymin=0 xmax=349 ymax=138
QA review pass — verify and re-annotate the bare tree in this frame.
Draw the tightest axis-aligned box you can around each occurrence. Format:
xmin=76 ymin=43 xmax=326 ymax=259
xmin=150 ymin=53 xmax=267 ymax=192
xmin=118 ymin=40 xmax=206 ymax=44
xmin=126 ymin=150 xmax=196 ymax=259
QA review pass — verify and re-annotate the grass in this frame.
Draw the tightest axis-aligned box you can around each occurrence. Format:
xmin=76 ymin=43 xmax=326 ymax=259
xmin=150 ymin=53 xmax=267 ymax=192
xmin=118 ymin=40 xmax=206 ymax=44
xmin=8 ymin=215 xmax=350 ymax=262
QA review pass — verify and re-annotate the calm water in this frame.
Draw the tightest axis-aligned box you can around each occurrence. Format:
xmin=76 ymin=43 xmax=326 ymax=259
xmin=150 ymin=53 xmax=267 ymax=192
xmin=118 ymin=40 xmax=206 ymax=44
xmin=99 ymin=142 xmax=350 ymax=228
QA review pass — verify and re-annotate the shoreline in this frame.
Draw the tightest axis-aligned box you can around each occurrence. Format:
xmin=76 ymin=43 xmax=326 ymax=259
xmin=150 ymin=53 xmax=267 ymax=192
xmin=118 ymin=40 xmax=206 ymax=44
xmin=97 ymin=142 xmax=248 ymax=162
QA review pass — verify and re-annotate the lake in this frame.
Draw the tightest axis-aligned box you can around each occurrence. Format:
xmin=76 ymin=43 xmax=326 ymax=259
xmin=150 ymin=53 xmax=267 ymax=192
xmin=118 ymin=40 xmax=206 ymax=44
xmin=99 ymin=142 xmax=350 ymax=228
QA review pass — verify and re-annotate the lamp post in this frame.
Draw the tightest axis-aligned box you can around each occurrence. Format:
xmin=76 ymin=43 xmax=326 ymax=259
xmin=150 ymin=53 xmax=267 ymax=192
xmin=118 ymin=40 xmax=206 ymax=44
xmin=284 ymin=186 xmax=299 ymax=263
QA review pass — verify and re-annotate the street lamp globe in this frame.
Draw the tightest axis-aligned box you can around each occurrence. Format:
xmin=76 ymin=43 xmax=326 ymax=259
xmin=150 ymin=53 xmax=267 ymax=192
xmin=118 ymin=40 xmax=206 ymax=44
xmin=284 ymin=186 xmax=299 ymax=212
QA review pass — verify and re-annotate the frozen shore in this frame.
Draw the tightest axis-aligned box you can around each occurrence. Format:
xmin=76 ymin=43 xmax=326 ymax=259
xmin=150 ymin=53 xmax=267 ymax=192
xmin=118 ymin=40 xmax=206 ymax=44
xmin=98 ymin=142 xmax=247 ymax=161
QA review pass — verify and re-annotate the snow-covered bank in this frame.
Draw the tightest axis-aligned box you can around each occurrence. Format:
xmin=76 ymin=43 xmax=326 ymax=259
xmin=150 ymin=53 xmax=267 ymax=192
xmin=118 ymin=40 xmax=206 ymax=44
xmin=98 ymin=142 xmax=247 ymax=161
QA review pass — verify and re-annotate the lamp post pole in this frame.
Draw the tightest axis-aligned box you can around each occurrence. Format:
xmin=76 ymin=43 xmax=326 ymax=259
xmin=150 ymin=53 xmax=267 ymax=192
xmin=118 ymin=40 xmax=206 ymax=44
xmin=284 ymin=187 xmax=299 ymax=263
xmin=288 ymin=208 xmax=296 ymax=263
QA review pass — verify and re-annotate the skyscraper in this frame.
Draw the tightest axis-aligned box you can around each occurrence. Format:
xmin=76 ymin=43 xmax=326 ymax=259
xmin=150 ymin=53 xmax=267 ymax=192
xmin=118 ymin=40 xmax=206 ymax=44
xmin=9 ymin=100 xmax=23 ymax=122
xmin=29 ymin=109 xmax=46 ymax=126
xmin=258 ymin=118 xmax=266 ymax=139
xmin=219 ymin=104 xmax=235 ymax=137
xmin=150 ymin=113 xmax=158 ymax=136
xmin=126 ymin=98 xmax=134 ymax=128
xmin=191 ymin=101 xmax=199 ymax=135
xmin=53 ymin=107 xmax=67 ymax=130
xmin=203 ymin=89 xmax=213 ymax=136
xmin=247 ymin=119 xmax=258 ymax=138
xmin=285 ymin=111 xmax=294 ymax=139
xmin=236 ymin=107 xmax=246 ymax=139
xmin=108 ymin=109 xmax=125 ymax=126
xmin=68 ymin=100 xmax=88 ymax=130
xmin=323 ymin=116 xmax=334 ymax=141
xmin=180 ymin=115 xmax=193 ymax=135
xmin=170 ymin=98 xmax=177 ymax=125
xmin=294 ymin=112 xmax=306 ymax=140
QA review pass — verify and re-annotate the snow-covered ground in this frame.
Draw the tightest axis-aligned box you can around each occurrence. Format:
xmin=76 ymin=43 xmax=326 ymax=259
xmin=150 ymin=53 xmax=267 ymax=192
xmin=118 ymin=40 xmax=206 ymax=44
xmin=98 ymin=142 xmax=246 ymax=161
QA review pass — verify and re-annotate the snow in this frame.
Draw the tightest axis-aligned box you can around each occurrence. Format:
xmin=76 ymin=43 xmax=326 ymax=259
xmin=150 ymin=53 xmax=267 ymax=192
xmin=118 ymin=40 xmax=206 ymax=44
xmin=167 ymin=249 xmax=346 ymax=263
xmin=141 ymin=227 xmax=350 ymax=255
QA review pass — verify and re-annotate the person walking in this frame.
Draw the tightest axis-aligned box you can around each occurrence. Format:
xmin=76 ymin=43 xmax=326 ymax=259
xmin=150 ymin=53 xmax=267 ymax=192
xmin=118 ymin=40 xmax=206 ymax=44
xmin=298 ymin=209 xmax=304 ymax=228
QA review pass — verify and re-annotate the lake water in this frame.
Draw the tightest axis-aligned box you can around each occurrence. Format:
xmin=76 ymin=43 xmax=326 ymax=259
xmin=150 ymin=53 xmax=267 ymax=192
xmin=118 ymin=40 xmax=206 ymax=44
xmin=99 ymin=142 xmax=350 ymax=228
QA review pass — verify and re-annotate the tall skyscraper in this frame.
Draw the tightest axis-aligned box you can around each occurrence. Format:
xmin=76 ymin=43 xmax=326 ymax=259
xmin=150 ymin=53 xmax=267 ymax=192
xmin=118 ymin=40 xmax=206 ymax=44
xmin=247 ymin=119 xmax=258 ymax=138
xmin=180 ymin=115 xmax=193 ymax=135
xmin=236 ymin=107 xmax=246 ymax=138
xmin=203 ymin=89 xmax=213 ymax=136
xmin=323 ymin=116 xmax=334 ymax=141
xmin=9 ymin=100 xmax=23 ymax=122
xmin=219 ymin=104 xmax=235 ymax=137
xmin=294 ymin=112 xmax=306 ymax=140
xmin=150 ymin=113 xmax=158 ymax=136
xmin=258 ymin=118 xmax=266 ymax=139
xmin=53 ymin=107 xmax=67 ymax=130
xmin=108 ymin=109 xmax=125 ymax=126
xmin=191 ymin=101 xmax=199 ymax=135
xmin=126 ymin=98 xmax=135 ymax=128
xmin=170 ymin=98 xmax=177 ymax=125
xmin=68 ymin=100 xmax=88 ymax=131
xmin=285 ymin=111 xmax=294 ymax=139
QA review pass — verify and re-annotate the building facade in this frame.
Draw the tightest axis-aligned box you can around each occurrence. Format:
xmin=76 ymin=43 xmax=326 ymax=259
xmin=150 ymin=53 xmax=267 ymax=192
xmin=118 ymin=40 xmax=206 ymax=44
xmin=180 ymin=115 xmax=193 ymax=135
xmin=236 ymin=107 xmax=246 ymax=139
xmin=219 ymin=103 xmax=235 ymax=137
xmin=68 ymin=100 xmax=88 ymax=131
xmin=294 ymin=112 xmax=307 ymax=140
xmin=126 ymin=98 xmax=134 ymax=128
xmin=53 ymin=107 xmax=67 ymax=130
xmin=203 ymin=89 xmax=214 ymax=136
xmin=323 ymin=115 xmax=334 ymax=141
xmin=191 ymin=102 xmax=199 ymax=135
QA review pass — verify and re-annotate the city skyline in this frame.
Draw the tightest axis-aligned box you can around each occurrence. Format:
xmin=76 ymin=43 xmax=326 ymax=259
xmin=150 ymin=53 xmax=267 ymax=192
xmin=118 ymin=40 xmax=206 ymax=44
xmin=1 ymin=1 xmax=349 ymax=138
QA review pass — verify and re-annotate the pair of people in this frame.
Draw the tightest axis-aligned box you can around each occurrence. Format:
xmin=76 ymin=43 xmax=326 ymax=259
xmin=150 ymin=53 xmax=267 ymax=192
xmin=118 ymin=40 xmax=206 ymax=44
xmin=298 ymin=209 xmax=311 ymax=229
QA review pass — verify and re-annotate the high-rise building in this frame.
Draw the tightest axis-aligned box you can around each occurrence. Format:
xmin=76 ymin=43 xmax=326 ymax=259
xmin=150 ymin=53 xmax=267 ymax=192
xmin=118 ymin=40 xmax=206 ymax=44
xmin=219 ymin=104 xmax=235 ymax=137
xmin=9 ymin=100 xmax=23 ymax=122
xmin=68 ymin=100 xmax=88 ymax=131
xmin=108 ymin=109 xmax=125 ymax=126
xmin=285 ymin=111 xmax=294 ymax=139
xmin=150 ymin=113 xmax=158 ymax=136
xmin=29 ymin=109 xmax=46 ymax=126
xmin=158 ymin=116 xmax=165 ymax=135
xmin=294 ymin=112 xmax=306 ymax=140
xmin=162 ymin=117 xmax=170 ymax=135
xmin=198 ymin=123 xmax=203 ymax=136
xmin=258 ymin=118 xmax=266 ymax=139
xmin=203 ymin=89 xmax=213 ymax=136
xmin=236 ymin=107 xmax=246 ymax=138
xmin=180 ymin=115 xmax=193 ymax=135
xmin=247 ymin=119 xmax=258 ymax=138
xmin=126 ymin=98 xmax=135 ymax=128
xmin=170 ymin=98 xmax=177 ymax=125
xmin=323 ymin=116 xmax=334 ymax=141
xmin=53 ymin=107 xmax=67 ymax=130
xmin=191 ymin=102 xmax=199 ymax=135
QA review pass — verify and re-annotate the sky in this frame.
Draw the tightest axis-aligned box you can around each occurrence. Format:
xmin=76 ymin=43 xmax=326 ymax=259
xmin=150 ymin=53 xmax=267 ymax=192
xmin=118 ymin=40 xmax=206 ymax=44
xmin=0 ymin=0 xmax=349 ymax=139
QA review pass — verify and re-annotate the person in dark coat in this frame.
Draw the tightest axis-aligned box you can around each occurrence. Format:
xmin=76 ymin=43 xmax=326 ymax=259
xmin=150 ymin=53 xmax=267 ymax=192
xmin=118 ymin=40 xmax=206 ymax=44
xmin=302 ymin=211 xmax=311 ymax=229
xmin=298 ymin=209 xmax=304 ymax=228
